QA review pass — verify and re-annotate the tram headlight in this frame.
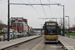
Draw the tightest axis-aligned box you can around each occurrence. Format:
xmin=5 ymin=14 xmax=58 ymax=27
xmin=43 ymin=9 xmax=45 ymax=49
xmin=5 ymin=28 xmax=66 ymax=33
xmin=57 ymin=35 xmax=58 ymax=37
xmin=44 ymin=35 xmax=46 ymax=37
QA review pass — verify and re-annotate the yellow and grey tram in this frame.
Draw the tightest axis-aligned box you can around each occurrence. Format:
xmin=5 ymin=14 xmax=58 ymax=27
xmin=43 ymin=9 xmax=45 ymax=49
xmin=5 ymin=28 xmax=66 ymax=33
xmin=43 ymin=21 xmax=59 ymax=43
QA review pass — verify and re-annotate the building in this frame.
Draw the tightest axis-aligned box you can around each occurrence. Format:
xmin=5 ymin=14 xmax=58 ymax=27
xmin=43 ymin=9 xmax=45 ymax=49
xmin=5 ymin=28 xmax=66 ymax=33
xmin=69 ymin=27 xmax=75 ymax=32
xmin=10 ymin=17 xmax=28 ymax=33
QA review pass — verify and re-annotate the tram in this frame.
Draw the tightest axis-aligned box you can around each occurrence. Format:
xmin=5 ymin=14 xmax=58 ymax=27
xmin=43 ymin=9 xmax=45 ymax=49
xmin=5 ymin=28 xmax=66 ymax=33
xmin=43 ymin=21 xmax=59 ymax=43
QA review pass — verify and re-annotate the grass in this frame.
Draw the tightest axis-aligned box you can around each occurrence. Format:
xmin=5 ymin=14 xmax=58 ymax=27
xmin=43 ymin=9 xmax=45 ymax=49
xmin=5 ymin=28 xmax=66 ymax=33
xmin=0 ymin=34 xmax=5 ymax=36
xmin=65 ymin=33 xmax=75 ymax=36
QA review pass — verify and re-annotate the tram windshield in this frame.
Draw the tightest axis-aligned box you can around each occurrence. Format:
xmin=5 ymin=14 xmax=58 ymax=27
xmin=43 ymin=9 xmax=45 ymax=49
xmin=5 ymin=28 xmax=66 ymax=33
xmin=46 ymin=26 xmax=57 ymax=35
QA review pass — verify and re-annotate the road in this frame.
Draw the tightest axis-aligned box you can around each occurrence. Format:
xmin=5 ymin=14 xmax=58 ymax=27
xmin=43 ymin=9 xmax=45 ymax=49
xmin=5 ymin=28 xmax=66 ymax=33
xmin=5 ymin=36 xmax=64 ymax=50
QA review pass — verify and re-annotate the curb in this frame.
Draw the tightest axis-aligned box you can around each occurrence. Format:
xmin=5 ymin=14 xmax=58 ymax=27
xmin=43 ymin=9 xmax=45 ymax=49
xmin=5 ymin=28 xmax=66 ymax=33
xmin=59 ymin=40 xmax=67 ymax=50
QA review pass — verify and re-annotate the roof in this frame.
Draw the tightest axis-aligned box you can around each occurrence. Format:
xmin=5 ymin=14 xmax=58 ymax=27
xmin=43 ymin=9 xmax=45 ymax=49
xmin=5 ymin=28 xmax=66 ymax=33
xmin=45 ymin=21 xmax=57 ymax=23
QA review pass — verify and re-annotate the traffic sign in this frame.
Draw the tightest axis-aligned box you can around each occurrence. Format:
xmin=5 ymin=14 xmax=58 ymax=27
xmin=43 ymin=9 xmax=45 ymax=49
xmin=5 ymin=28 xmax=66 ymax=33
xmin=61 ymin=24 xmax=63 ymax=25
xmin=15 ymin=19 xmax=18 ymax=23
xmin=15 ymin=19 xmax=18 ymax=20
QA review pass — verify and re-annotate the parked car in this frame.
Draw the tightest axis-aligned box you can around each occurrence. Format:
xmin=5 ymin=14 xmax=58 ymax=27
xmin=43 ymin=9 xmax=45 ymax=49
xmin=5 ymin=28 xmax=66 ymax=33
xmin=10 ymin=32 xmax=14 ymax=39
xmin=0 ymin=32 xmax=6 ymax=41
xmin=17 ymin=33 xmax=23 ymax=38
xmin=30 ymin=33 xmax=37 ymax=36
xmin=23 ymin=32 xmax=28 ymax=37
xmin=4 ymin=32 xmax=14 ymax=40
xmin=0 ymin=36 xmax=4 ymax=41
xmin=13 ymin=32 xmax=20 ymax=38
xmin=4 ymin=34 xmax=10 ymax=40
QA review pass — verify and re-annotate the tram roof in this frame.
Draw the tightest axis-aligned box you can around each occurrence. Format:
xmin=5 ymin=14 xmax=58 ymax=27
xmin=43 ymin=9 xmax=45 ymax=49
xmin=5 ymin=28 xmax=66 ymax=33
xmin=45 ymin=21 xmax=57 ymax=23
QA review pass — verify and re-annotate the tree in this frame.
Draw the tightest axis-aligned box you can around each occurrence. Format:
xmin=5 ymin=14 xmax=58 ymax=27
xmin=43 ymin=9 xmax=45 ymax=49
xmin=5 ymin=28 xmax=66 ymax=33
xmin=59 ymin=19 xmax=68 ymax=29
xmin=30 ymin=27 xmax=35 ymax=33
xmin=72 ymin=24 xmax=75 ymax=30
xmin=0 ymin=20 xmax=4 ymax=30
xmin=73 ymin=24 xmax=75 ymax=27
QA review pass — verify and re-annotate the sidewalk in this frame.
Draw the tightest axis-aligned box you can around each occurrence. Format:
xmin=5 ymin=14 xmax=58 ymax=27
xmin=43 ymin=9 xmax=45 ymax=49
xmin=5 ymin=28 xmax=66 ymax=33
xmin=0 ymin=35 xmax=40 ymax=50
xmin=65 ymin=35 xmax=75 ymax=39
xmin=59 ymin=35 xmax=75 ymax=50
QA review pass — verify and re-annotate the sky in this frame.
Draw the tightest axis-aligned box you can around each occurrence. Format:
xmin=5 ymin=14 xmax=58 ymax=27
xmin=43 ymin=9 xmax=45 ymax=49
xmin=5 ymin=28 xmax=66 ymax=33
xmin=0 ymin=0 xmax=75 ymax=28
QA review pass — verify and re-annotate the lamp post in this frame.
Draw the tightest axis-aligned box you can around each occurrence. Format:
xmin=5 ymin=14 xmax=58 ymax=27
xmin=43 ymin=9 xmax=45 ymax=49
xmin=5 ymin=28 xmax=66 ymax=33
xmin=65 ymin=16 xmax=70 ymax=37
xmin=40 ymin=24 xmax=43 ymax=35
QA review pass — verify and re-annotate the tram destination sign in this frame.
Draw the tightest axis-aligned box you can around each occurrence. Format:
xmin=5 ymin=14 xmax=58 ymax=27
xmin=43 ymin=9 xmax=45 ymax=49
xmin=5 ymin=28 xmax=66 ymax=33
xmin=46 ymin=23 xmax=56 ymax=25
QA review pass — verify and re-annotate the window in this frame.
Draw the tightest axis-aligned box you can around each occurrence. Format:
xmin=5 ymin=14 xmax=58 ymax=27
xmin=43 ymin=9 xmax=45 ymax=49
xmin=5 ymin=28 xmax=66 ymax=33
xmin=11 ymin=23 xmax=23 ymax=26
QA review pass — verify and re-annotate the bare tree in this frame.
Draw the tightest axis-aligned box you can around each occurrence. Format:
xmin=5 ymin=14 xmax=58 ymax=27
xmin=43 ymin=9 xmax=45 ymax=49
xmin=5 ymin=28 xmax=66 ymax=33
xmin=59 ymin=19 xmax=68 ymax=29
xmin=30 ymin=27 xmax=35 ymax=33
xmin=0 ymin=20 xmax=4 ymax=30
xmin=65 ymin=20 xmax=68 ymax=29
xmin=73 ymin=24 xmax=75 ymax=27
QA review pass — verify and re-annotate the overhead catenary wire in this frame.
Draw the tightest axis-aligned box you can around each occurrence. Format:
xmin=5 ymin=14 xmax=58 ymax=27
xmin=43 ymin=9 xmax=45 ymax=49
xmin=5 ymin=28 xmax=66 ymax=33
xmin=27 ymin=0 xmax=42 ymax=18
xmin=20 ymin=0 xmax=25 ymax=4
xmin=33 ymin=0 xmax=40 ymax=3
xmin=40 ymin=0 xmax=47 ymax=17
xmin=47 ymin=0 xmax=53 ymax=18
xmin=32 ymin=0 xmax=46 ymax=20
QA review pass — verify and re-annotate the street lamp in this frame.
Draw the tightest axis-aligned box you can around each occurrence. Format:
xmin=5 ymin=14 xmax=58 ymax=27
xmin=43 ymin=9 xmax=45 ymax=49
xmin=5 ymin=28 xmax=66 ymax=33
xmin=65 ymin=16 xmax=70 ymax=37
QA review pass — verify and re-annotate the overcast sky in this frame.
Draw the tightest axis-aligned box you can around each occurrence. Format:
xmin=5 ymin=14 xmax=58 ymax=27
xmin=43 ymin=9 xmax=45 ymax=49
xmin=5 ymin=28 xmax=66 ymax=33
xmin=0 ymin=0 xmax=75 ymax=28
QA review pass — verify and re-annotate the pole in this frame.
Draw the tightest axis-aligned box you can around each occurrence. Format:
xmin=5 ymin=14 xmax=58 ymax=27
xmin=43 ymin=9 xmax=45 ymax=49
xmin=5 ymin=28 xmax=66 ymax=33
xmin=7 ymin=0 xmax=10 ymax=41
xmin=56 ymin=18 xmax=57 ymax=22
xmin=16 ymin=22 xmax=17 ymax=38
xmin=68 ymin=16 xmax=70 ymax=37
xmin=58 ymin=5 xmax=65 ymax=36
xmin=16 ymin=23 xmax=17 ymax=32
xmin=63 ymin=5 xmax=65 ymax=36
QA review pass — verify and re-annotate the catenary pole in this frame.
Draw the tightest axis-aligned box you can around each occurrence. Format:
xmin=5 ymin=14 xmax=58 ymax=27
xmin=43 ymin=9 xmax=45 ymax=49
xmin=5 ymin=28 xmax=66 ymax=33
xmin=7 ymin=0 xmax=10 ymax=41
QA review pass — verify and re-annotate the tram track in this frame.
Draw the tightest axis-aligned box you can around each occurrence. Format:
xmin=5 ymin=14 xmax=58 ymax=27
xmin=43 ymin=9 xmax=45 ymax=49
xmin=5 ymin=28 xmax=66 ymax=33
xmin=4 ymin=36 xmax=43 ymax=50
xmin=29 ymin=38 xmax=44 ymax=50
xmin=4 ymin=36 xmax=65 ymax=50
xmin=43 ymin=42 xmax=64 ymax=50
xmin=30 ymin=39 xmax=65 ymax=50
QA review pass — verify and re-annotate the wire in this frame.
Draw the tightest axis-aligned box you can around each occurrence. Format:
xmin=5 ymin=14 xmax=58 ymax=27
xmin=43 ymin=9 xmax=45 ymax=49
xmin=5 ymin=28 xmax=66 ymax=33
xmin=40 ymin=0 xmax=47 ymax=17
xmin=47 ymin=0 xmax=53 ymax=18
xmin=33 ymin=0 xmax=40 ymax=3
xmin=20 ymin=0 xmax=25 ymax=4
xmin=27 ymin=0 xmax=42 ymax=18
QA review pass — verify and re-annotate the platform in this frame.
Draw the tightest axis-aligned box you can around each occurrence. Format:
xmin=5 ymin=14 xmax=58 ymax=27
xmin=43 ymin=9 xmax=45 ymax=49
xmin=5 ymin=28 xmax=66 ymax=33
xmin=0 ymin=35 xmax=40 ymax=50
xmin=59 ymin=35 xmax=75 ymax=50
